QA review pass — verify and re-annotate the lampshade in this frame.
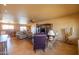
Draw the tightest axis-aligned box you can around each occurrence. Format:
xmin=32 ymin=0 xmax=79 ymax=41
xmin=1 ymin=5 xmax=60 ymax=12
xmin=48 ymin=30 xmax=55 ymax=36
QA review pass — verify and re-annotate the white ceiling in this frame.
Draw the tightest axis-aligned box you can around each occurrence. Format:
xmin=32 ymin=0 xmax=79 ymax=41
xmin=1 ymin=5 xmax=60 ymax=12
xmin=0 ymin=4 xmax=79 ymax=21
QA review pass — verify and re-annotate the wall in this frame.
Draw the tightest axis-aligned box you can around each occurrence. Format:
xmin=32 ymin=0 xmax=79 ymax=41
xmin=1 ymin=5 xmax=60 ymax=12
xmin=76 ymin=18 xmax=79 ymax=38
xmin=37 ymin=14 xmax=79 ymax=40
xmin=0 ymin=5 xmax=2 ymax=34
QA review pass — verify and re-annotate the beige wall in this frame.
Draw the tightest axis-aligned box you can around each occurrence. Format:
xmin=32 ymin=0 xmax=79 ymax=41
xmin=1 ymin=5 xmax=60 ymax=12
xmin=37 ymin=14 xmax=79 ymax=40
xmin=76 ymin=18 xmax=79 ymax=38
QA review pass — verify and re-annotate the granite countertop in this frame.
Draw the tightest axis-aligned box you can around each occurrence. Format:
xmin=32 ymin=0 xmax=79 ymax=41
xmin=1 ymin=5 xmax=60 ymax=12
xmin=0 ymin=35 xmax=8 ymax=42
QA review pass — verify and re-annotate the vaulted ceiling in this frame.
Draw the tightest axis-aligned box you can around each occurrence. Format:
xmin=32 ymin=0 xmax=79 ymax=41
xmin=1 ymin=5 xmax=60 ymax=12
xmin=0 ymin=4 xmax=79 ymax=21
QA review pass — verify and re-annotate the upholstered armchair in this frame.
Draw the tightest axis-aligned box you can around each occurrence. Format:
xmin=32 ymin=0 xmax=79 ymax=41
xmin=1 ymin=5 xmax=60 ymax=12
xmin=33 ymin=33 xmax=48 ymax=52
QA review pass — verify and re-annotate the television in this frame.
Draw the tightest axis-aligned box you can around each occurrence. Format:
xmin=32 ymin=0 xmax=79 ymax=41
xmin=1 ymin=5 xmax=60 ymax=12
xmin=40 ymin=28 xmax=45 ymax=33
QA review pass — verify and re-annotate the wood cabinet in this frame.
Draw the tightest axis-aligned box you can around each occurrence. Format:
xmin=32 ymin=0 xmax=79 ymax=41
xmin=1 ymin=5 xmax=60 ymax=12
xmin=36 ymin=24 xmax=53 ymax=34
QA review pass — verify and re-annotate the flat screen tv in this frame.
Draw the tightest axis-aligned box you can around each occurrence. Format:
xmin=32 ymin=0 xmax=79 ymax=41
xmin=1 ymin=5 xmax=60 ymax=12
xmin=40 ymin=28 xmax=45 ymax=33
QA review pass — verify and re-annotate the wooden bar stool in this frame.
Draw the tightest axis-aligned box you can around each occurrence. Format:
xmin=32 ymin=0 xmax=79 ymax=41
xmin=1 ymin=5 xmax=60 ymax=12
xmin=0 ymin=41 xmax=7 ymax=55
xmin=0 ymin=35 xmax=8 ymax=55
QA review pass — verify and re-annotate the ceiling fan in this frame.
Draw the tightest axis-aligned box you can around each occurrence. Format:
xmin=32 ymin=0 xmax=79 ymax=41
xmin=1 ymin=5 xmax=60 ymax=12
xmin=30 ymin=19 xmax=36 ymax=23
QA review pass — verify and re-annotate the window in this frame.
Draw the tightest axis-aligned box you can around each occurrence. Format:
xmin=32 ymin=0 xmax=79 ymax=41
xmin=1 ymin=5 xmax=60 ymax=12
xmin=19 ymin=17 xmax=27 ymax=24
xmin=2 ymin=25 xmax=14 ymax=30
xmin=18 ymin=11 xmax=28 ymax=24
xmin=2 ymin=10 xmax=14 ymax=24
xmin=1 ymin=19 xmax=14 ymax=24
xmin=31 ymin=25 xmax=36 ymax=34
xmin=20 ymin=26 xmax=27 ymax=31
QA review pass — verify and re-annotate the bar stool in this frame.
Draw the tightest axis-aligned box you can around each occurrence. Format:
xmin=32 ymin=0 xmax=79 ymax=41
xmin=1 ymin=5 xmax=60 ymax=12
xmin=0 ymin=41 xmax=7 ymax=55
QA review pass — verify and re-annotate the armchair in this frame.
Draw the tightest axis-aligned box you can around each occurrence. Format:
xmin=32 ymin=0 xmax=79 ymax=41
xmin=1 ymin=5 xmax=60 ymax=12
xmin=33 ymin=33 xmax=47 ymax=52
